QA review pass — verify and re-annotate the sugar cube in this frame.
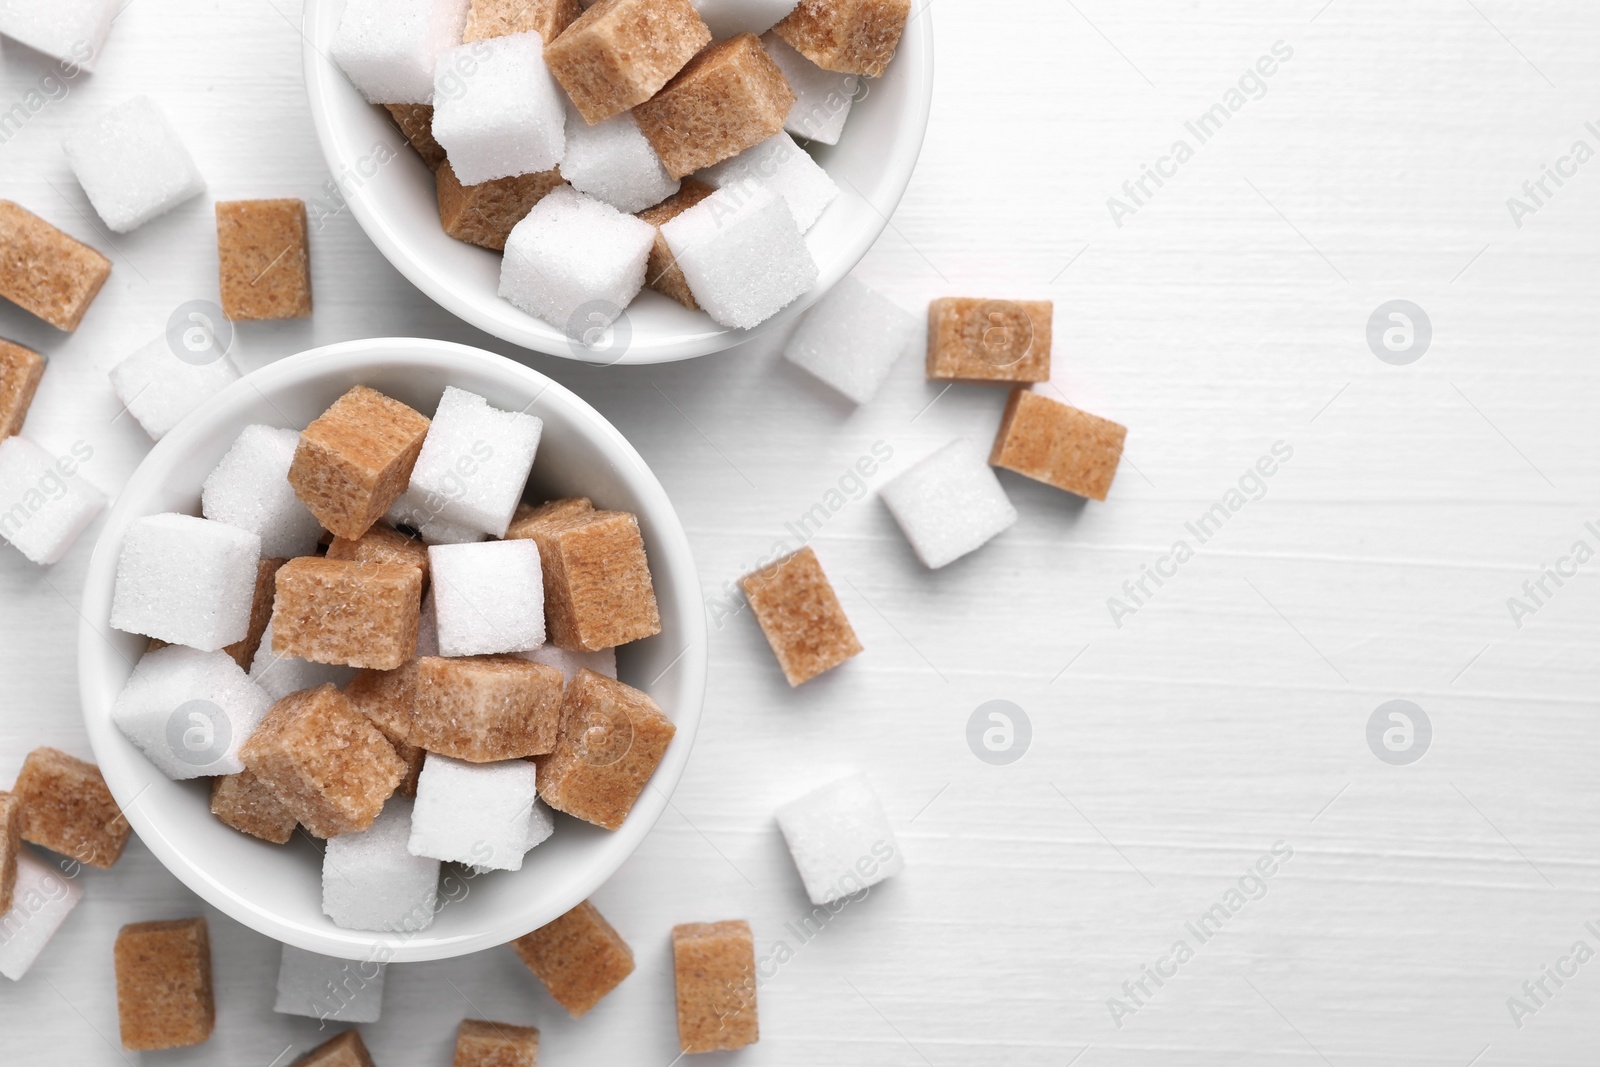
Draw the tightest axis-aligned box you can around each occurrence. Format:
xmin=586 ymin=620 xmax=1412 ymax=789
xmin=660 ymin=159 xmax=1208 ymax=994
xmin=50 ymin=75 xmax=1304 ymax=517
xmin=275 ymin=945 xmax=386 ymax=1024
xmin=506 ymin=498 xmax=660 ymax=651
xmin=409 ymin=387 xmax=543 ymax=538
xmin=634 ymin=33 xmax=795 ymax=178
xmin=536 ymin=669 xmax=675 ymax=830
xmin=271 ymin=557 xmax=423 ymax=670
xmin=0 ymin=794 xmax=17 ymax=914
xmin=672 ymin=920 xmax=758 ymax=1052
xmin=511 ymin=899 xmax=635 ymax=1016
xmin=0 ymin=0 xmax=112 ymax=71
xmin=62 ymin=96 xmax=205 ymax=234
xmin=773 ymin=0 xmax=910 ymax=77
xmin=782 ymin=274 xmax=915 ymax=403
xmin=636 ymin=178 xmax=714 ymax=309
xmin=545 ymin=0 xmax=712 ymax=125
xmin=387 ymin=103 xmax=447 ymax=169
xmin=0 ymin=847 xmax=82 ymax=980
xmin=111 ymin=646 xmax=275 ymax=780
xmin=202 ymin=425 xmax=324 ymax=559
xmin=13 ymin=748 xmax=130 ymax=869
xmin=436 ymin=160 xmax=565 ymax=251
xmin=110 ymin=514 xmax=261 ymax=650
xmin=432 ymin=33 xmax=567 ymax=186
xmin=248 ymin=621 xmax=359 ymax=702
xmin=926 ymin=297 xmax=1052 ymax=383
xmin=408 ymin=754 xmax=545 ymax=870
xmin=0 ymin=436 xmax=106 ymax=565
xmin=346 ymin=656 xmax=564 ymax=761
xmin=0 ymin=200 xmax=111 ymax=332
xmin=701 ymin=131 xmax=837 ymax=231
xmin=991 ymin=389 xmax=1127 ymax=501
xmin=454 ymin=1019 xmax=540 ymax=1067
xmin=660 ymin=183 xmax=817 ymax=329
xmin=559 ymin=107 xmax=680 ymax=214
xmin=776 ymin=772 xmax=903 ymax=904
xmin=762 ymin=32 xmax=858 ymax=144
xmin=114 ymin=918 xmax=214 ymax=1051
xmin=298 ymin=1032 xmax=379 ymax=1067
xmin=210 ymin=770 xmax=298 ymax=844
xmin=693 ymin=0 xmax=797 ymax=37
xmin=740 ymin=546 xmax=860 ymax=685
xmin=216 ymin=199 xmax=313 ymax=320
xmin=240 ymin=684 xmax=406 ymax=838
xmin=327 ymin=524 xmax=430 ymax=578
xmin=517 ymin=642 xmax=616 ymax=683
xmin=322 ymin=797 xmax=440 ymax=932
xmin=465 ymin=0 xmax=581 ymax=42
xmin=431 ymin=540 xmax=545 ymax=655
xmin=108 ymin=335 xmax=240 ymax=442
xmin=880 ymin=439 xmax=1016 ymax=568
xmin=331 ymin=0 xmax=472 ymax=104
xmin=289 ymin=386 xmax=432 ymax=541
xmin=0 ymin=340 xmax=45 ymax=438
xmin=386 ymin=489 xmax=488 ymax=546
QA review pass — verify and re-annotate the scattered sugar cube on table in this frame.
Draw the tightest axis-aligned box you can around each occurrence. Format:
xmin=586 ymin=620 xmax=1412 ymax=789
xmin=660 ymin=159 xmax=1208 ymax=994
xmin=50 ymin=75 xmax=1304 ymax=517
xmin=0 ymin=0 xmax=115 ymax=72
xmin=0 ymin=793 xmax=17 ymax=914
xmin=108 ymin=335 xmax=241 ymax=442
xmin=741 ymin=546 xmax=861 ymax=685
xmin=634 ymin=33 xmax=795 ymax=179
xmin=926 ymin=297 xmax=1053 ymax=383
xmin=991 ymin=388 xmax=1128 ymax=501
xmin=660 ymin=182 xmax=817 ymax=329
xmin=511 ymin=899 xmax=635 ymax=1016
xmin=13 ymin=748 xmax=130 ymax=869
xmin=773 ymin=0 xmax=910 ymax=77
xmin=275 ymin=944 xmax=386 ymax=1024
xmin=762 ymin=32 xmax=858 ymax=145
xmin=216 ymin=199 xmax=313 ymax=320
xmin=248 ymin=620 xmax=359 ymax=702
xmin=114 ymin=917 xmax=214 ymax=1051
xmin=517 ymin=642 xmax=616 ymax=683
xmin=387 ymin=103 xmax=447 ymax=169
xmin=436 ymin=161 xmax=565 ymax=251
xmin=636 ymin=178 xmax=714 ymax=309
xmin=270 ymin=557 xmax=423 ymax=670
xmin=559 ymin=107 xmax=680 ymax=214
xmin=296 ymin=1031 xmax=379 ymax=1067
xmin=506 ymin=498 xmax=660 ymax=651
xmin=545 ymin=0 xmax=712 ymax=125
xmin=409 ymin=387 xmax=543 ymax=538
xmin=673 ymin=920 xmax=759 ymax=1052
xmin=110 ymin=513 xmax=262 ymax=651
xmin=692 ymin=0 xmax=798 ymax=38
xmin=408 ymin=754 xmax=547 ymax=870
xmin=0 ymin=201 xmax=111 ymax=332
xmin=0 ymin=340 xmax=45 ymax=439
xmin=323 ymin=797 xmax=441 ymax=933
xmin=431 ymin=540 xmax=546 ymax=655
xmin=776 ymin=771 xmax=904 ymax=904
xmin=111 ymin=646 xmax=275 ymax=780
xmin=783 ymin=274 xmax=916 ymax=404
xmin=536 ymin=669 xmax=676 ymax=830
xmin=701 ymin=131 xmax=838 ymax=231
xmin=289 ymin=386 xmax=432 ymax=541
xmin=202 ymin=425 xmax=324 ymax=559
xmin=62 ymin=96 xmax=205 ymax=233
xmin=210 ymin=770 xmax=299 ymax=844
xmin=454 ymin=1019 xmax=540 ymax=1067
xmin=465 ymin=0 xmax=580 ymax=43
xmin=0 ymin=847 xmax=84 ymax=980
xmin=432 ymin=32 xmax=568 ymax=186
xmin=347 ymin=655 xmax=564 ymax=761
xmin=331 ymin=0 xmax=472 ymax=104
xmin=879 ymin=438 xmax=1018 ymax=569
xmin=0 ymin=436 xmax=106 ymax=565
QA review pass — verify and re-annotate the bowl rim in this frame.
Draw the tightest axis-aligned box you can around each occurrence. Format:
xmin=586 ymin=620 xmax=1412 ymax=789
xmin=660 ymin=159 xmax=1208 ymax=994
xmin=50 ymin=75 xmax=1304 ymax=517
xmin=301 ymin=1 xmax=936 ymax=364
xmin=77 ymin=338 xmax=708 ymax=961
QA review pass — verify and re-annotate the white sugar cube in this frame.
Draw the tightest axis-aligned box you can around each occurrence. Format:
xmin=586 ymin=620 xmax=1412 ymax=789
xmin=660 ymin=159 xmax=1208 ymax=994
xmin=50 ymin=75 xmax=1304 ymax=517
xmin=62 ymin=96 xmax=205 ymax=234
xmin=330 ymin=0 xmax=470 ymax=104
xmin=0 ymin=0 xmax=114 ymax=72
xmin=693 ymin=0 xmax=797 ymax=37
xmin=109 ymin=336 xmax=240 ymax=442
xmin=110 ymin=513 xmax=262 ymax=651
xmin=429 ymin=540 xmax=544 ymax=656
xmin=700 ymin=132 xmax=838 ymax=232
xmin=499 ymin=186 xmax=656 ymax=337
xmin=323 ymin=798 xmax=440 ymax=933
xmin=762 ymin=33 xmax=859 ymax=145
xmin=559 ymin=107 xmax=679 ymax=214
xmin=274 ymin=945 xmax=385 ymax=1024
xmin=517 ymin=643 xmax=616 ymax=683
xmin=660 ymin=183 xmax=817 ymax=329
xmin=776 ymin=772 xmax=904 ymax=905
xmin=111 ymin=646 xmax=274 ymax=780
xmin=386 ymin=490 xmax=487 ymax=546
xmin=201 ymin=425 xmax=323 ymax=559
xmin=248 ymin=622 xmax=357 ymax=702
xmin=408 ymin=388 xmax=542 ymax=538
xmin=432 ymin=32 xmax=566 ymax=185
xmin=408 ymin=754 xmax=546 ymax=871
xmin=880 ymin=439 xmax=1017 ymax=569
xmin=783 ymin=275 xmax=916 ymax=404
xmin=0 ymin=437 xmax=105 ymax=566
xmin=0 ymin=848 xmax=83 ymax=981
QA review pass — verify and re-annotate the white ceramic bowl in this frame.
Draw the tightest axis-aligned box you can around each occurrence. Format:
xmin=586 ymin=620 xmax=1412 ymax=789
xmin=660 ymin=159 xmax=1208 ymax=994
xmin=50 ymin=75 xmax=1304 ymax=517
xmin=301 ymin=3 xmax=935 ymax=363
xmin=78 ymin=338 xmax=706 ymax=961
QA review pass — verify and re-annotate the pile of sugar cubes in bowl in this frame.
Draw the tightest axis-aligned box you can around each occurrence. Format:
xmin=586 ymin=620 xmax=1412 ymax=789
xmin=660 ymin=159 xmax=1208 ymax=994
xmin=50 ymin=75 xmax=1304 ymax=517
xmin=330 ymin=0 xmax=913 ymax=334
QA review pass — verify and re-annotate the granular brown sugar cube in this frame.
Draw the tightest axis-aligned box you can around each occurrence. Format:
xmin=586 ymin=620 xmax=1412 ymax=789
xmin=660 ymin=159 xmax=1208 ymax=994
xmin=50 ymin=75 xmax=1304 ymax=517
xmin=114 ymin=918 xmax=214 ymax=1051
xmin=545 ymin=0 xmax=713 ymax=125
xmin=209 ymin=770 xmax=298 ymax=844
xmin=774 ymin=0 xmax=912 ymax=77
xmin=465 ymin=0 xmax=582 ymax=44
xmin=327 ymin=524 xmax=430 ymax=582
xmin=990 ymin=389 xmax=1127 ymax=502
xmin=505 ymin=497 xmax=594 ymax=540
xmin=512 ymin=899 xmax=636 ymax=1016
xmin=0 ymin=339 xmax=45 ymax=438
xmin=437 ymin=160 xmax=566 ymax=252
xmin=672 ymin=920 xmax=758 ymax=1053
xmin=345 ymin=655 xmax=565 ymax=761
xmin=535 ymin=669 xmax=675 ymax=830
xmin=216 ymin=199 xmax=313 ymax=321
xmin=13 ymin=747 xmax=130 ymax=869
xmin=926 ymin=298 xmax=1052 ymax=383
xmin=740 ymin=547 xmax=861 ymax=686
xmin=0 ymin=201 xmax=112 ymax=331
xmin=296 ymin=1030 xmax=377 ymax=1067
xmin=239 ymin=684 xmax=405 ymax=838
xmin=634 ymin=33 xmax=796 ymax=179
xmin=453 ymin=1019 xmax=541 ymax=1067
xmin=270 ymin=557 xmax=423 ymax=670
xmin=507 ymin=499 xmax=661 ymax=652
xmin=289 ymin=386 xmax=431 ymax=540
xmin=385 ymin=103 xmax=447 ymax=170
xmin=0 ymin=792 xmax=19 ymax=914
xmin=637 ymin=178 xmax=714 ymax=310
xmin=223 ymin=557 xmax=287 ymax=671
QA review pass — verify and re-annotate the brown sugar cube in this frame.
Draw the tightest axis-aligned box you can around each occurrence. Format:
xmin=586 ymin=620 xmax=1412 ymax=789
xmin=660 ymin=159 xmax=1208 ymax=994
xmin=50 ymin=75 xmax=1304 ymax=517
xmin=926 ymin=298 xmax=1052 ymax=383
xmin=13 ymin=747 xmax=130 ymax=869
xmin=221 ymin=557 xmax=287 ymax=671
xmin=216 ymin=199 xmax=313 ymax=321
xmin=327 ymin=524 xmax=430 ymax=582
xmin=507 ymin=501 xmax=661 ymax=652
xmin=114 ymin=918 xmax=215 ymax=1051
xmin=773 ymin=0 xmax=912 ymax=77
xmin=0 ymin=792 xmax=19 ymax=914
xmin=453 ymin=1019 xmax=541 ymax=1067
xmin=437 ymin=160 xmax=566 ymax=252
xmin=545 ymin=0 xmax=713 ymax=125
xmin=535 ymin=669 xmax=675 ymax=830
xmin=346 ymin=656 xmax=565 ymax=762
xmin=0 ymin=339 xmax=45 ymax=438
xmin=512 ymin=899 xmax=635 ymax=1017
xmin=990 ymin=389 xmax=1127 ymax=502
xmin=385 ymin=103 xmax=447 ymax=170
xmin=270 ymin=557 xmax=423 ymax=670
xmin=209 ymin=770 xmax=298 ymax=844
xmin=505 ymin=497 xmax=594 ymax=540
xmin=388 ymin=732 xmax=427 ymax=796
xmin=740 ymin=547 xmax=861 ymax=686
xmin=672 ymin=920 xmax=758 ymax=1053
xmin=239 ymin=684 xmax=405 ymax=838
xmin=0 ymin=201 xmax=111 ymax=332
xmin=288 ymin=385 xmax=432 ymax=540
xmin=296 ymin=1030 xmax=377 ymax=1067
xmin=465 ymin=0 xmax=582 ymax=44
xmin=637 ymin=179 xmax=715 ymax=310
xmin=634 ymin=34 xmax=796 ymax=179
